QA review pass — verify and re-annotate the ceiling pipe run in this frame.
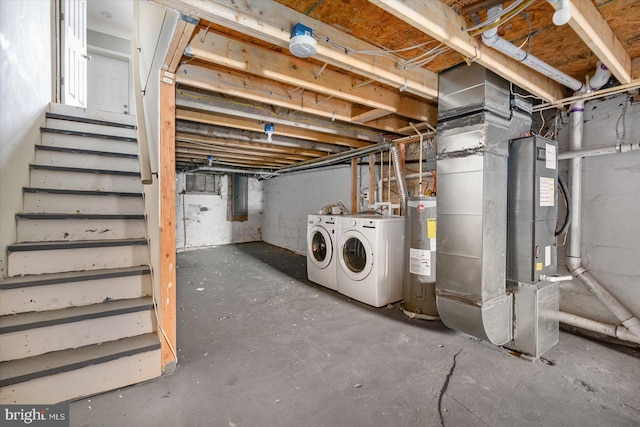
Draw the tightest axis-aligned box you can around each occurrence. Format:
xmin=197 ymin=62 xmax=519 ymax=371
xmin=186 ymin=166 xmax=278 ymax=176
xmin=482 ymin=5 xmax=583 ymax=92
xmin=275 ymin=142 xmax=391 ymax=175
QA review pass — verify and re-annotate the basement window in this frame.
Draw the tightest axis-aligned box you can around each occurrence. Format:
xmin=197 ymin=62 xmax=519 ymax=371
xmin=185 ymin=174 xmax=221 ymax=195
xmin=227 ymin=174 xmax=248 ymax=222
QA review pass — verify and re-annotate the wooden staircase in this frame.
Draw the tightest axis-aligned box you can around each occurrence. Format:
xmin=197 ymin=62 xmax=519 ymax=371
xmin=0 ymin=104 xmax=161 ymax=404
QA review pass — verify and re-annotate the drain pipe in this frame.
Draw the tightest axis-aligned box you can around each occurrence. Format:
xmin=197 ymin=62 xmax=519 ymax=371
xmin=558 ymin=142 xmax=640 ymax=160
xmin=557 ymin=311 xmax=640 ymax=345
xmin=389 ymin=145 xmax=407 ymax=211
xmin=482 ymin=5 xmax=583 ymax=92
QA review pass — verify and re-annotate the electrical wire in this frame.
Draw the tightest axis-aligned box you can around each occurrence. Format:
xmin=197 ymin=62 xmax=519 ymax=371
xmin=468 ymin=0 xmax=537 ymax=37
xmin=615 ymin=93 xmax=629 ymax=144
xmin=555 ymin=174 xmax=571 ymax=238
xmin=464 ymin=0 xmax=528 ymax=32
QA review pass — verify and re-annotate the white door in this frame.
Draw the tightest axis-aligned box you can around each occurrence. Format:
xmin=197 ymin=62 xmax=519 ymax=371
xmin=88 ymin=54 xmax=130 ymax=115
xmin=61 ymin=0 xmax=87 ymax=107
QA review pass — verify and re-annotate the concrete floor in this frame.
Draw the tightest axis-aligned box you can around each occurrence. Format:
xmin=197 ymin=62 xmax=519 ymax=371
xmin=71 ymin=242 xmax=640 ymax=426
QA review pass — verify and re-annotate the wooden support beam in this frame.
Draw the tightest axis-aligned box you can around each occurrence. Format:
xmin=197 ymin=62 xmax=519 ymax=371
xmin=151 ymin=0 xmax=438 ymax=100
xmin=369 ymin=0 xmax=565 ymax=101
xmin=189 ymin=29 xmax=437 ymax=123
xmin=176 ymin=147 xmax=293 ymax=166
xmin=176 ymin=156 xmax=279 ymax=169
xmin=177 ymin=64 xmax=355 ymax=125
xmin=352 ymin=108 xmax=393 ymax=124
xmin=176 ymin=109 xmax=362 ymax=150
xmin=546 ymin=0 xmax=631 ymax=84
xmin=351 ymin=158 xmax=358 ymax=214
xmin=159 ymin=72 xmax=177 ymax=371
xmin=175 ymin=131 xmax=322 ymax=158
xmin=175 ymin=88 xmax=383 ymax=145
xmin=364 ymin=116 xmax=412 ymax=135
xmin=162 ymin=14 xmax=199 ymax=73
xmin=176 ymin=140 xmax=312 ymax=162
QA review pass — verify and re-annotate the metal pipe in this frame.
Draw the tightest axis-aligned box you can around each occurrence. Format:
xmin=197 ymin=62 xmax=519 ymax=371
xmin=389 ymin=145 xmax=407 ymax=210
xmin=557 ymin=311 xmax=640 ymax=345
xmin=482 ymin=5 xmax=583 ymax=92
xmin=410 ymin=123 xmax=423 ymax=195
xmin=558 ymin=142 xmax=640 ymax=160
xmin=276 ymin=142 xmax=391 ymax=174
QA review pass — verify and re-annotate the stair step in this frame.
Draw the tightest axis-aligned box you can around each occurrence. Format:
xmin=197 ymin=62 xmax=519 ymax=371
xmin=7 ymin=239 xmax=149 ymax=276
xmin=45 ymin=118 xmax=137 ymax=139
xmin=0 ymin=266 xmax=151 ymax=314
xmin=41 ymin=131 xmax=138 ymax=155
xmin=46 ymin=112 xmax=136 ymax=130
xmin=0 ymin=333 xmax=159 ymax=388
xmin=30 ymin=165 xmax=142 ymax=193
xmin=35 ymin=145 xmax=140 ymax=172
xmin=16 ymin=214 xmax=146 ymax=242
xmin=1 ymin=346 xmax=161 ymax=404
xmin=0 ymin=297 xmax=155 ymax=362
xmin=41 ymin=127 xmax=136 ymax=142
xmin=23 ymin=187 xmax=144 ymax=215
xmin=48 ymin=103 xmax=137 ymax=127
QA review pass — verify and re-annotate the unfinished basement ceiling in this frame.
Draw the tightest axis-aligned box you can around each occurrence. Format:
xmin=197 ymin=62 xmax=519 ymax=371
xmin=151 ymin=0 xmax=640 ymax=171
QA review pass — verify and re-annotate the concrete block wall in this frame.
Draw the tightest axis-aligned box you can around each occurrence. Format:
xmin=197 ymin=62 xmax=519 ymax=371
xmin=262 ymin=165 xmax=371 ymax=255
xmin=555 ymin=94 xmax=640 ymax=324
xmin=175 ymin=174 xmax=263 ymax=249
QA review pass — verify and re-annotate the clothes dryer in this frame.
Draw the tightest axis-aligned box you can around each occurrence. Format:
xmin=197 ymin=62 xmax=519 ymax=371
xmin=336 ymin=215 xmax=404 ymax=307
xmin=306 ymin=215 xmax=338 ymax=290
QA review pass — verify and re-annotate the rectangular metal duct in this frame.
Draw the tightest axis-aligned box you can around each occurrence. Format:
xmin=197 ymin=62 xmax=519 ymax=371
xmin=435 ymin=63 xmax=531 ymax=345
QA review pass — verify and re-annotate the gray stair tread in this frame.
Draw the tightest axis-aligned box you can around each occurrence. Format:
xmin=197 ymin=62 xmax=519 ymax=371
xmin=40 ymin=127 xmax=137 ymax=142
xmin=30 ymin=164 xmax=141 ymax=176
xmin=16 ymin=213 xmax=145 ymax=220
xmin=45 ymin=113 xmax=137 ymax=130
xmin=0 ymin=297 xmax=154 ymax=333
xmin=7 ymin=238 xmax=148 ymax=252
xmin=35 ymin=144 xmax=139 ymax=159
xmin=23 ymin=187 xmax=143 ymax=197
xmin=0 ymin=266 xmax=150 ymax=290
xmin=0 ymin=333 xmax=159 ymax=386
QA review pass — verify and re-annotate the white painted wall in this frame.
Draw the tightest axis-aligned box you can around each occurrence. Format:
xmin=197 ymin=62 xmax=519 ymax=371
xmin=556 ymin=94 xmax=640 ymax=324
xmin=0 ymin=0 xmax=52 ymax=278
xmin=176 ymin=174 xmax=263 ymax=250
xmin=262 ymin=165 xmax=370 ymax=255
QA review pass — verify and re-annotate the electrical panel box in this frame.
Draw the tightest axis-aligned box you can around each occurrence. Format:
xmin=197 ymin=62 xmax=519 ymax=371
xmin=507 ymin=135 xmax=558 ymax=283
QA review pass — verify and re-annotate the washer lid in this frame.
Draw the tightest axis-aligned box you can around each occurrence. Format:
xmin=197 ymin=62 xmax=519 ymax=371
xmin=338 ymin=230 xmax=373 ymax=281
xmin=308 ymin=225 xmax=333 ymax=269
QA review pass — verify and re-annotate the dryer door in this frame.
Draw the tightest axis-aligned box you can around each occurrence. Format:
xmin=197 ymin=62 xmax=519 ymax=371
xmin=308 ymin=225 xmax=333 ymax=269
xmin=338 ymin=230 xmax=374 ymax=281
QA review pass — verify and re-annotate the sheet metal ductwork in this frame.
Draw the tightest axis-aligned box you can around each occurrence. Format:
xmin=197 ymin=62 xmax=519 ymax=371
xmin=435 ymin=63 xmax=532 ymax=345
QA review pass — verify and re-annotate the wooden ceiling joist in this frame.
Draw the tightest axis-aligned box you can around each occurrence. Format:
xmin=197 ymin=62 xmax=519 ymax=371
xmin=545 ymin=0 xmax=631 ymax=84
xmin=176 ymin=109 xmax=365 ymax=150
xmin=176 ymin=141 xmax=312 ymax=162
xmin=175 ymin=88 xmax=383 ymax=144
xmin=176 ymin=155 xmax=279 ymax=169
xmin=351 ymin=108 xmax=393 ymax=124
xmin=189 ymin=29 xmax=437 ymax=123
xmin=368 ymin=0 xmax=565 ymax=101
xmin=177 ymin=64 xmax=355 ymax=123
xmin=152 ymin=0 xmax=439 ymax=100
xmin=175 ymin=132 xmax=319 ymax=159
xmin=176 ymin=148 xmax=292 ymax=166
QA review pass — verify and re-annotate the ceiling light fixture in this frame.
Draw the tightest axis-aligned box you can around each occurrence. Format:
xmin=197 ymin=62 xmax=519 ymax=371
xmin=289 ymin=23 xmax=317 ymax=58
xmin=552 ymin=0 xmax=572 ymax=26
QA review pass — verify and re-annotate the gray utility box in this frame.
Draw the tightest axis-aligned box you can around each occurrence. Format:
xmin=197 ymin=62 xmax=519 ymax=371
xmin=507 ymin=135 xmax=558 ymax=283
xmin=506 ymin=135 xmax=560 ymax=357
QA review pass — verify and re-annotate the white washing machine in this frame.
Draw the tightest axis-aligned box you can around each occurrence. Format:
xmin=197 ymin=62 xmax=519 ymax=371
xmin=306 ymin=215 xmax=338 ymax=290
xmin=336 ymin=215 xmax=404 ymax=307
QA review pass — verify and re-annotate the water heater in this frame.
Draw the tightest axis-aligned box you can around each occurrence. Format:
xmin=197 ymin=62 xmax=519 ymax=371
xmin=402 ymin=196 xmax=438 ymax=318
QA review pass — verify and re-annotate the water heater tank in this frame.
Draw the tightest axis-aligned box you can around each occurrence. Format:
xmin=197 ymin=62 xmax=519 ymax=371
xmin=402 ymin=196 xmax=438 ymax=318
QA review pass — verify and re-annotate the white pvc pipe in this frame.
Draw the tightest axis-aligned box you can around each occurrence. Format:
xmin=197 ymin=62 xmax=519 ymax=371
xmin=558 ymin=142 xmax=640 ymax=160
xmin=557 ymin=311 xmax=640 ymax=345
xmin=483 ymin=6 xmax=583 ymax=92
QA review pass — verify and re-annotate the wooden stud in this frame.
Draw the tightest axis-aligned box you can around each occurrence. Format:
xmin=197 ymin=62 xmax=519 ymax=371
xmin=162 ymin=15 xmax=199 ymax=73
xmin=159 ymin=73 xmax=177 ymax=370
